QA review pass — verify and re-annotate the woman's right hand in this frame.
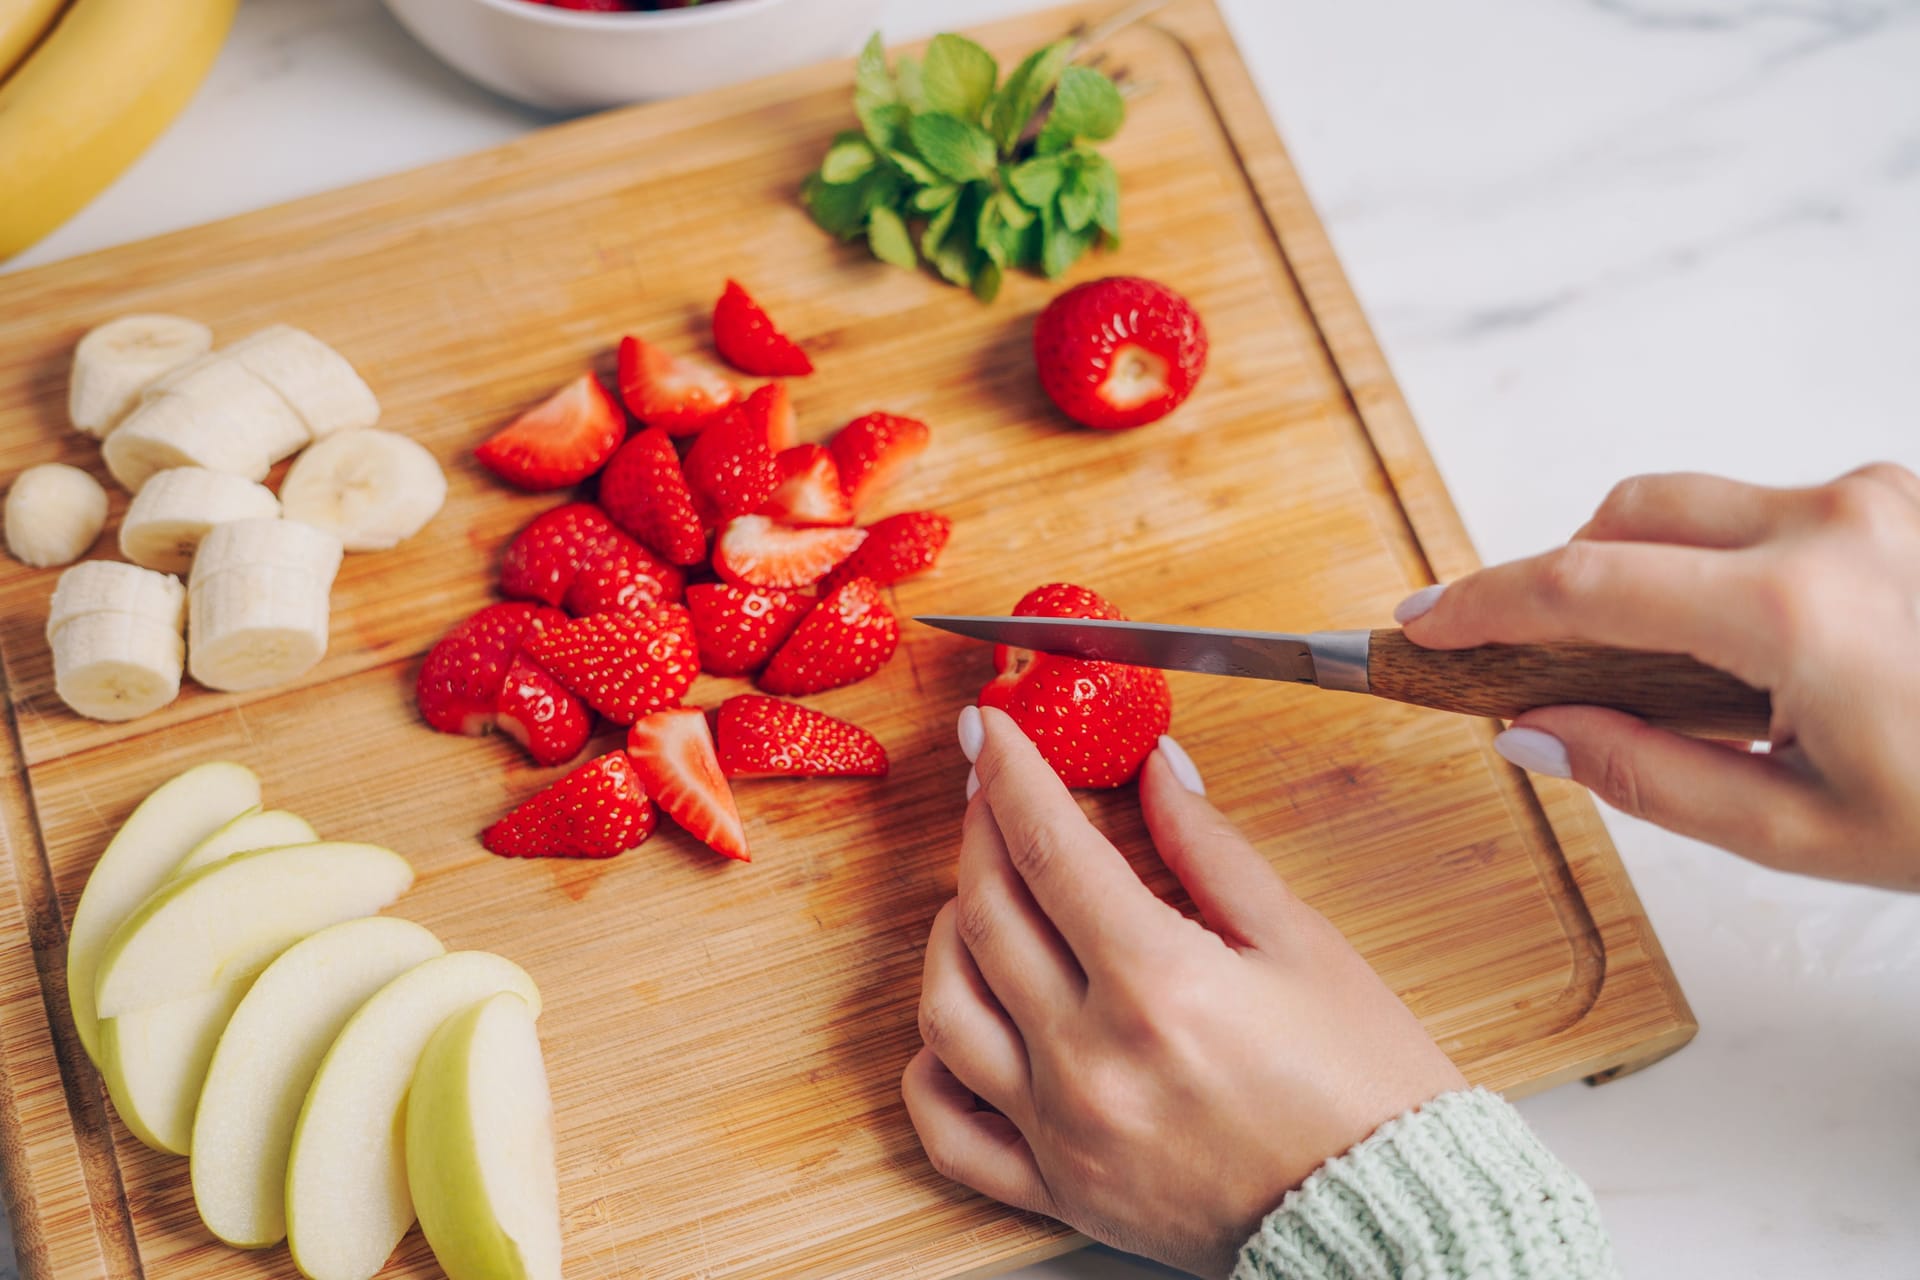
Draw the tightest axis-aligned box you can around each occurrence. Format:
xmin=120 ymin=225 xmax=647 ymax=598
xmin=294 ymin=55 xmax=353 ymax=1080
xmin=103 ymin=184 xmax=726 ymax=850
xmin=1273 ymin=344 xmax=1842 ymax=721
xmin=1397 ymin=463 xmax=1920 ymax=891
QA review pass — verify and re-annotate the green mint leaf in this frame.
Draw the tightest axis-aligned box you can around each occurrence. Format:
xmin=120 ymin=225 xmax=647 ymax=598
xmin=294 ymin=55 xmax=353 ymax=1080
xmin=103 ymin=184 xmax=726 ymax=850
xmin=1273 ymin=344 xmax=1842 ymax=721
xmin=972 ymin=259 xmax=1004 ymax=303
xmin=895 ymin=54 xmax=927 ymax=112
xmin=1038 ymin=65 xmax=1126 ymax=153
xmin=932 ymin=186 xmax=983 ymax=286
xmin=921 ymin=34 xmax=997 ymax=122
xmin=908 ymin=113 xmax=998 ymax=183
xmin=867 ymin=204 xmax=917 ymax=269
xmin=802 ymin=172 xmax=869 ymax=240
xmin=1059 ymin=163 xmax=1097 ymax=233
xmin=976 ymin=195 xmax=1007 ymax=266
xmin=820 ymin=135 xmax=876 ymax=185
xmin=1079 ymin=151 xmax=1121 ymax=237
xmin=1007 ymin=216 xmax=1043 ymax=269
xmin=996 ymin=188 xmax=1036 ymax=230
xmin=1007 ymin=155 xmax=1066 ymax=208
xmin=911 ymin=184 xmax=960 ymax=213
xmin=887 ymin=148 xmax=940 ymax=186
xmin=1040 ymin=202 xmax=1097 ymax=278
xmin=920 ymin=193 xmax=962 ymax=261
xmin=987 ymin=38 xmax=1072 ymax=153
xmin=854 ymin=34 xmax=900 ymax=147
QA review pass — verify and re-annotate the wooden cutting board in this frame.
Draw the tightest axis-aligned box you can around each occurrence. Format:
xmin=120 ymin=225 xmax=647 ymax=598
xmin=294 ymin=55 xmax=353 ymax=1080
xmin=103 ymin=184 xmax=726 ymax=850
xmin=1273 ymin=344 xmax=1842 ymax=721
xmin=0 ymin=2 xmax=1694 ymax=1276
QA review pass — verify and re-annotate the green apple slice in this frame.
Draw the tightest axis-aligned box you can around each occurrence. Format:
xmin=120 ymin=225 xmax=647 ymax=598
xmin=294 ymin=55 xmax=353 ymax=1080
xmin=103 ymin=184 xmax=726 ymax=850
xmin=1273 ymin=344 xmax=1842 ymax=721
xmin=286 ymin=952 xmax=541 ymax=1280
xmin=172 ymin=808 xmax=320 ymax=878
xmin=93 ymin=842 xmax=412 ymax=1020
xmin=67 ymin=761 xmax=262 ymax=1064
xmin=98 ymin=983 xmax=251 ymax=1155
xmin=407 ymin=993 xmax=561 ymax=1280
xmin=192 ymin=917 xmax=444 ymax=1248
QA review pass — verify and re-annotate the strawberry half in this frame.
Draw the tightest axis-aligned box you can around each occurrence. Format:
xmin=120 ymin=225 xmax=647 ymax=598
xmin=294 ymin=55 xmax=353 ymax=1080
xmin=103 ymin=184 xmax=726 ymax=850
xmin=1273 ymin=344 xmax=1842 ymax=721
xmin=712 ymin=280 xmax=815 ymax=377
xmin=1033 ymin=277 xmax=1208 ymax=431
xmin=820 ymin=511 xmax=951 ymax=591
xmin=563 ymin=531 xmax=685 ymax=618
xmin=760 ymin=445 xmax=854 ymax=526
xmin=978 ymin=582 xmax=1171 ymax=788
xmin=416 ymin=602 xmax=567 ymax=736
xmin=713 ymin=515 xmax=865 ymax=590
xmin=495 ymin=654 xmax=592 ymax=767
xmin=523 ymin=604 xmax=698 ymax=725
xmin=476 ymin=373 xmax=625 ymax=490
xmin=828 ymin=412 xmax=929 ymax=512
xmin=626 ymin=708 xmax=749 ymax=862
xmin=595 ymin=426 xmax=708 ymax=566
xmin=500 ymin=503 xmax=620 ymax=607
xmin=482 ymin=751 xmax=657 ymax=859
xmin=617 ymin=335 xmax=738 ymax=436
xmin=715 ymin=695 xmax=888 ymax=779
xmin=684 ymin=582 xmax=814 ymax=677
xmin=758 ymin=381 xmax=798 ymax=451
xmin=758 ymin=576 xmax=897 ymax=696
xmin=682 ymin=391 xmax=781 ymax=524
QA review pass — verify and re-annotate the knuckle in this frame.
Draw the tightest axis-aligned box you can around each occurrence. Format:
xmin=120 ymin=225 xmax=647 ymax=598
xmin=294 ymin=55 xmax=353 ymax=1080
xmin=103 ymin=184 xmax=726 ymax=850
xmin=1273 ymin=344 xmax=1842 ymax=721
xmin=1593 ymin=738 xmax=1652 ymax=821
xmin=1845 ymin=460 xmax=1920 ymax=498
xmin=1535 ymin=542 xmax=1605 ymax=612
xmin=1817 ymin=473 xmax=1907 ymax=542
xmin=953 ymin=891 xmax=996 ymax=953
xmin=1007 ymin=820 xmax=1070 ymax=886
xmin=1592 ymin=475 xmax=1654 ymax=530
xmin=916 ymin=995 xmax=955 ymax=1050
xmin=922 ymin=1134 xmax=967 ymax=1183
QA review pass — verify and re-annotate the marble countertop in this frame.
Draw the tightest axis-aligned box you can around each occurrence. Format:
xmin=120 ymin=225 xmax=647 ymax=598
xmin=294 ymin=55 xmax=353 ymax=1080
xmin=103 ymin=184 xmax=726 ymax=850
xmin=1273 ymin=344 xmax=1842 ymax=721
xmin=6 ymin=1 xmax=1919 ymax=1277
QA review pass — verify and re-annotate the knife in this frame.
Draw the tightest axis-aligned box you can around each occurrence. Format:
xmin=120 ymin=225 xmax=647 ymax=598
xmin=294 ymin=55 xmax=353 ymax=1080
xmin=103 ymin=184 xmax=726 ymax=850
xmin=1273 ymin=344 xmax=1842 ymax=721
xmin=915 ymin=616 xmax=1773 ymax=741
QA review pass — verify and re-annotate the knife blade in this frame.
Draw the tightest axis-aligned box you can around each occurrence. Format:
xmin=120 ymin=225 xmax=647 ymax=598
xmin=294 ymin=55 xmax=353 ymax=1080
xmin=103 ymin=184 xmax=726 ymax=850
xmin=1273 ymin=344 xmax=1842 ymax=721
xmin=914 ymin=615 xmax=1369 ymax=689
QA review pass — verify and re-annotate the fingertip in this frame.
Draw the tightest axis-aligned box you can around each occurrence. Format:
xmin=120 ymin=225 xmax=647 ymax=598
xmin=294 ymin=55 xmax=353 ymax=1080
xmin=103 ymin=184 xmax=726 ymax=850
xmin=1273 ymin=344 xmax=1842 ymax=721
xmin=957 ymin=704 xmax=984 ymax=763
xmin=1392 ymin=583 xmax=1447 ymax=625
xmin=1154 ymin=734 xmax=1206 ymax=795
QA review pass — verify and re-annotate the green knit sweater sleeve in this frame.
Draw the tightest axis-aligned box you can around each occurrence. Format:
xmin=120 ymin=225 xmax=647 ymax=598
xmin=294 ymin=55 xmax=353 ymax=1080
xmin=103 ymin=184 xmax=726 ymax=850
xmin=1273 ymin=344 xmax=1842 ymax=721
xmin=1231 ymin=1088 xmax=1619 ymax=1280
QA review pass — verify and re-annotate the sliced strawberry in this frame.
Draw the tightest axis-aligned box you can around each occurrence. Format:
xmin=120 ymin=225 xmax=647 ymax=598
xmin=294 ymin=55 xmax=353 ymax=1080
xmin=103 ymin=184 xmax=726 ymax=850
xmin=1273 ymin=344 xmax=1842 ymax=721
xmin=760 ymin=445 xmax=854 ymax=526
xmin=712 ymin=515 xmax=865 ymax=590
xmin=749 ymin=381 xmax=797 ymax=451
xmin=482 ymin=751 xmax=656 ymax=859
xmin=715 ymin=695 xmax=888 ymax=779
xmin=684 ymin=582 xmax=814 ymax=676
xmin=758 ymin=576 xmax=898 ymax=696
xmin=595 ymin=426 xmax=708 ymax=566
xmin=1033 ymin=277 xmax=1209 ymax=431
xmin=712 ymin=280 xmax=815 ymax=377
xmin=495 ymin=655 xmax=593 ymax=767
xmin=617 ymin=335 xmax=738 ymax=436
xmin=522 ymin=605 xmax=698 ymax=725
xmin=500 ymin=503 xmax=620 ymax=607
xmin=563 ymin=531 xmax=685 ymax=618
xmin=828 ymin=412 xmax=930 ymax=512
xmin=626 ymin=709 xmax=748 ymax=862
xmin=681 ymin=393 xmax=781 ymax=524
xmin=820 ymin=511 xmax=951 ymax=591
xmin=476 ymin=373 xmax=625 ymax=491
xmin=416 ymin=602 xmax=567 ymax=736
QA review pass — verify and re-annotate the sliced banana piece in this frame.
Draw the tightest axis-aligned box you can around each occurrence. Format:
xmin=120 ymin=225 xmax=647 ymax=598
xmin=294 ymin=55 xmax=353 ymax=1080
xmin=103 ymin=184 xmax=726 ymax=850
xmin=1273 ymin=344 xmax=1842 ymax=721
xmin=119 ymin=468 xmax=280 ymax=575
xmin=278 ymin=429 xmax=446 ymax=552
xmin=190 ymin=517 xmax=343 ymax=590
xmin=148 ymin=354 xmax=311 ymax=464
xmin=47 ymin=559 xmax=186 ymax=640
xmin=228 ymin=326 xmax=378 ymax=440
xmin=51 ymin=611 xmax=186 ymax=721
xmin=69 ymin=315 xmax=213 ymax=438
xmin=5 ymin=463 xmax=109 ymax=568
xmin=188 ymin=566 xmax=333 ymax=693
xmin=103 ymin=394 xmax=274 ymax=493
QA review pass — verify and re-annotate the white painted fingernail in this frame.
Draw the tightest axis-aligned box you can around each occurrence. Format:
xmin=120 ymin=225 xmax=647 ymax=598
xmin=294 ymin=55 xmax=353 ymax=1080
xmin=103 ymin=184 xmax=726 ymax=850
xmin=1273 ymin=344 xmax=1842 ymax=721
xmin=1494 ymin=727 xmax=1572 ymax=779
xmin=958 ymin=705 xmax=984 ymax=763
xmin=1157 ymin=735 xmax=1205 ymax=795
xmin=965 ymin=767 xmax=981 ymax=800
xmin=1393 ymin=583 xmax=1447 ymax=624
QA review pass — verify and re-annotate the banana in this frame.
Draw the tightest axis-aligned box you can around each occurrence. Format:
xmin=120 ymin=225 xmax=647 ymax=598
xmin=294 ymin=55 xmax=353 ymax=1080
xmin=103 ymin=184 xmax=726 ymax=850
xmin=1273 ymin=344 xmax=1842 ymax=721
xmin=68 ymin=314 xmax=213 ymax=438
xmin=0 ymin=0 xmax=68 ymax=84
xmin=47 ymin=559 xmax=184 ymax=639
xmin=103 ymin=393 xmax=273 ymax=493
xmin=148 ymin=353 xmax=311 ymax=463
xmin=227 ymin=326 xmax=379 ymax=440
xmin=278 ymin=429 xmax=446 ymax=552
xmin=190 ymin=518 xmax=342 ymax=591
xmin=187 ymin=518 xmax=341 ymax=693
xmin=46 ymin=560 xmax=188 ymax=722
xmin=119 ymin=467 xmax=279 ymax=575
xmin=5 ymin=462 xmax=108 ymax=567
xmin=0 ymin=0 xmax=238 ymax=261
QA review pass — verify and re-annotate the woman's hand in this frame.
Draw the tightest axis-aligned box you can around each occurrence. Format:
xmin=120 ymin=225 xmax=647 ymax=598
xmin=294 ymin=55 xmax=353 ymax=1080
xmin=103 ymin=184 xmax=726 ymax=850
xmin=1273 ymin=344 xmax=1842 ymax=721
xmin=902 ymin=708 xmax=1465 ymax=1279
xmin=1399 ymin=463 xmax=1920 ymax=890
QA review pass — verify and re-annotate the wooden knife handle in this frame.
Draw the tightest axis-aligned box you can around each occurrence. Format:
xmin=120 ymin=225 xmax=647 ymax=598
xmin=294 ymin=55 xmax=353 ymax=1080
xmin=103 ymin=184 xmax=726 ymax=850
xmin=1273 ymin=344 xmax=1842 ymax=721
xmin=1366 ymin=630 xmax=1774 ymax=740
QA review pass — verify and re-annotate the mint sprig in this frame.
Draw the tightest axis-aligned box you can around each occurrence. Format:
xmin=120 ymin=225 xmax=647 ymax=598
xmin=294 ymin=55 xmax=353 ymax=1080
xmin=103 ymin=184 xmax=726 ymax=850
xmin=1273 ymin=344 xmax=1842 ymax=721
xmin=801 ymin=32 xmax=1126 ymax=302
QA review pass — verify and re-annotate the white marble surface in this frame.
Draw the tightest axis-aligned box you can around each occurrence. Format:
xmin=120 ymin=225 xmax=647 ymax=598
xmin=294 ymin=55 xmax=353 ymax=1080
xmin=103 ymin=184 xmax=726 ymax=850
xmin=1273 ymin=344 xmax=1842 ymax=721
xmin=6 ymin=1 xmax=1919 ymax=1277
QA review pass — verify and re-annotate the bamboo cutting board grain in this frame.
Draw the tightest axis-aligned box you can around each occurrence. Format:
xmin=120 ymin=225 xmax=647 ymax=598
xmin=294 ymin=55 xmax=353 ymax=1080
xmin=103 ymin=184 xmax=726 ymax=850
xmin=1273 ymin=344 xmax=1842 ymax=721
xmin=0 ymin=3 xmax=1693 ymax=1276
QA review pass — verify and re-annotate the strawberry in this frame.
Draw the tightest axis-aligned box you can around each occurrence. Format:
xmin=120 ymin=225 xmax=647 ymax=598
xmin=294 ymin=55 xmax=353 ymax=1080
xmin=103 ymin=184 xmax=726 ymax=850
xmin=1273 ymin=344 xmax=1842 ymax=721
xmin=820 ymin=511 xmax=951 ymax=591
xmin=500 ymin=503 xmax=620 ymax=607
xmin=595 ymin=426 xmax=708 ymax=566
xmin=978 ymin=582 xmax=1171 ymax=788
xmin=758 ymin=576 xmax=897 ymax=696
xmin=495 ymin=655 xmax=592 ymax=767
xmin=752 ymin=381 xmax=797 ymax=451
xmin=712 ymin=280 xmax=815 ymax=377
xmin=482 ymin=751 xmax=656 ymax=859
xmin=684 ymin=582 xmax=814 ymax=676
xmin=416 ymin=602 xmax=567 ymax=736
xmin=682 ymin=391 xmax=781 ymax=524
xmin=617 ymin=335 xmax=738 ymax=436
xmin=475 ymin=373 xmax=625 ymax=490
xmin=626 ymin=708 xmax=749 ymax=862
xmin=1033 ymin=277 xmax=1208 ymax=431
xmin=523 ymin=605 xmax=698 ymax=726
xmin=715 ymin=695 xmax=888 ymax=779
xmin=828 ymin=412 xmax=929 ymax=512
xmin=760 ymin=445 xmax=854 ymax=526
xmin=712 ymin=515 xmax=865 ymax=590
xmin=563 ymin=531 xmax=685 ymax=618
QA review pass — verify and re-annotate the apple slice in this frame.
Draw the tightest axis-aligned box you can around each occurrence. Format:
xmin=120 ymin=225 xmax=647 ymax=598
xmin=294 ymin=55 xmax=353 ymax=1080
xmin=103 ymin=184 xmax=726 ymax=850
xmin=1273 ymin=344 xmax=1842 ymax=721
xmin=98 ymin=984 xmax=250 ymax=1155
xmin=407 ymin=993 xmax=561 ymax=1280
xmin=287 ymin=951 xmax=542 ymax=1280
xmin=172 ymin=807 xmax=320 ymax=878
xmin=67 ymin=761 xmax=262 ymax=1064
xmin=93 ymin=842 xmax=413 ymax=1020
xmin=192 ymin=916 xmax=444 ymax=1248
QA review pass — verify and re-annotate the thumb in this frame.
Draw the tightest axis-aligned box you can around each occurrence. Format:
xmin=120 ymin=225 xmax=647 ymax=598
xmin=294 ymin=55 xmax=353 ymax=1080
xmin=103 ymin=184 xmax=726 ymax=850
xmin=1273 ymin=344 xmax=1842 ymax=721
xmin=1138 ymin=740 xmax=1297 ymax=952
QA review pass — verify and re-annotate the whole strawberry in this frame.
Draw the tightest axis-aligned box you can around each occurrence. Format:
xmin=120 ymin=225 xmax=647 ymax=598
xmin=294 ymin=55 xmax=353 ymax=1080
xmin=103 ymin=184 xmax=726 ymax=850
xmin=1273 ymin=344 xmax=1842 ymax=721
xmin=1033 ymin=277 xmax=1207 ymax=431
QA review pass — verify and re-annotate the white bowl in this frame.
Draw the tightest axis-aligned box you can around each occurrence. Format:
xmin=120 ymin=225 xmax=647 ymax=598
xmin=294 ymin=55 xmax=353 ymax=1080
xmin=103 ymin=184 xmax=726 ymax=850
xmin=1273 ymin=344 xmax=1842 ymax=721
xmin=384 ymin=0 xmax=888 ymax=113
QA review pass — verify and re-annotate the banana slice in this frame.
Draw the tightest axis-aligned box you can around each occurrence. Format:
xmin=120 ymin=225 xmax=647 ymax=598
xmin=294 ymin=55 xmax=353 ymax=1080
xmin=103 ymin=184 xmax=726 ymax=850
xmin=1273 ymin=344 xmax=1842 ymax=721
xmin=120 ymin=468 xmax=280 ymax=575
xmin=187 ymin=566 xmax=333 ymax=693
xmin=51 ymin=613 xmax=186 ymax=721
xmin=47 ymin=560 xmax=186 ymax=640
xmin=190 ymin=518 xmax=343 ymax=590
xmin=148 ymin=354 xmax=311 ymax=464
xmin=69 ymin=315 xmax=213 ymax=439
xmin=5 ymin=463 xmax=109 ymax=568
xmin=227 ymin=326 xmax=379 ymax=440
xmin=103 ymin=394 xmax=274 ymax=493
xmin=278 ymin=429 xmax=446 ymax=552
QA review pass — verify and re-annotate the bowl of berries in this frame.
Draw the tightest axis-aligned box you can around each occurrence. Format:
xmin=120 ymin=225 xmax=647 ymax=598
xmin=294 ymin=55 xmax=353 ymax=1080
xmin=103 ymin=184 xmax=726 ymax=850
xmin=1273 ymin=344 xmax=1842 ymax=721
xmin=384 ymin=0 xmax=888 ymax=113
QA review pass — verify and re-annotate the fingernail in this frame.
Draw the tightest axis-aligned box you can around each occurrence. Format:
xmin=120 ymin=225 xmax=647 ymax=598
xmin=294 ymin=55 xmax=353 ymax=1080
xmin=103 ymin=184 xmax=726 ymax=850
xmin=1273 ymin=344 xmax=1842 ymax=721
xmin=1393 ymin=583 xmax=1447 ymax=624
xmin=957 ymin=705 xmax=984 ymax=763
xmin=1494 ymin=727 xmax=1572 ymax=779
xmin=1156 ymin=734 xmax=1205 ymax=795
xmin=965 ymin=766 xmax=981 ymax=800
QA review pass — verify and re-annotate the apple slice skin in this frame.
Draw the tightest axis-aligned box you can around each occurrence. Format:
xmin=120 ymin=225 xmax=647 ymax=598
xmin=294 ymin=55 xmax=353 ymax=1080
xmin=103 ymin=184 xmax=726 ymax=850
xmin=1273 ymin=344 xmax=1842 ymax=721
xmin=407 ymin=993 xmax=562 ymax=1280
xmin=68 ymin=761 xmax=262 ymax=1064
xmin=172 ymin=808 xmax=319 ymax=879
xmin=192 ymin=916 xmax=444 ymax=1249
xmin=99 ymin=983 xmax=252 ymax=1155
xmin=286 ymin=951 xmax=541 ymax=1280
